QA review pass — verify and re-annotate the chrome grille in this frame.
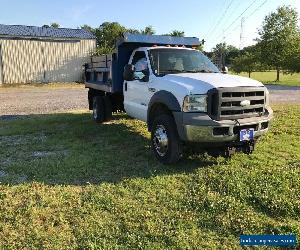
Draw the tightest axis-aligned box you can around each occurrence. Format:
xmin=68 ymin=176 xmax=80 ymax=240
xmin=207 ymin=87 xmax=266 ymax=120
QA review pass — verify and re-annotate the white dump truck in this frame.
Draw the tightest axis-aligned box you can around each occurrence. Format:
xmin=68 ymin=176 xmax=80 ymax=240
xmin=84 ymin=33 xmax=273 ymax=164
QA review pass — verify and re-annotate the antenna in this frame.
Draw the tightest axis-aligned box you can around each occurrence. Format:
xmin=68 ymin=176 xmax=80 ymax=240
xmin=239 ymin=17 xmax=245 ymax=49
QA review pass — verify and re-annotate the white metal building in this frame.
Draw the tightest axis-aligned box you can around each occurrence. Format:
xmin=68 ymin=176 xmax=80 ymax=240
xmin=0 ymin=24 xmax=96 ymax=84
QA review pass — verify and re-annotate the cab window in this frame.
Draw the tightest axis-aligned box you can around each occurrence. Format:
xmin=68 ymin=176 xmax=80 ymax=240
xmin=131 ymin=51 xmax=149 ymax=81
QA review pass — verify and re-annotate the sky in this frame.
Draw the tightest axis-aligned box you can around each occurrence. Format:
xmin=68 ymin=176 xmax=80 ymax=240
xmin=0 ymin=0 xmax=299 ymax=51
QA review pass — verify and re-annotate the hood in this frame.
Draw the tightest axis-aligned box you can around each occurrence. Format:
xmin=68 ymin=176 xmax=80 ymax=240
xmin=162 ymin=73 xmax=264 ymax=94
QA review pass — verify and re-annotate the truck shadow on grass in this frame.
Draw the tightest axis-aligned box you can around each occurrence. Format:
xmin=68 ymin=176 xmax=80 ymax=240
xmin=0 ymin=112 xmax=218 ymax=185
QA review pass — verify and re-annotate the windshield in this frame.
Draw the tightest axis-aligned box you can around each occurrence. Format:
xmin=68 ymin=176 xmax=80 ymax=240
xmin=148 ymin=48 xmax=220 ymax=76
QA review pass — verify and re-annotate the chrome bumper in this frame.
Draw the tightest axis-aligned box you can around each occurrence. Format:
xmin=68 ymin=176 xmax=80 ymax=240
xmin=184 ymin=123 xmax=270 ymax=142
xmin=174 ymin=107 xmax=273 ymax=143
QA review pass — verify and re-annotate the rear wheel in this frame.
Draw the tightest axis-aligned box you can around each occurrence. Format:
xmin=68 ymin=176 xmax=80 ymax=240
xmin=151 ymin=114 xmax=181 ymax=164
xmin=92 ymin=96 xmax=105 ymax=123
xmin=103 ymin=96 xmax=113 ymax=121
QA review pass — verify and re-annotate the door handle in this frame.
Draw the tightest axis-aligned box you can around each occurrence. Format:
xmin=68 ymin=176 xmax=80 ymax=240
xmin=148 ymin=87 xmax=156 ymax=92
xmin=125 ymin=82 xmax=127 ymax=91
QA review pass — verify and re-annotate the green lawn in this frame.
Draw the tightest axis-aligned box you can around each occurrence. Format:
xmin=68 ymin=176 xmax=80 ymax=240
xmin=0 ymin=106 xmax=299 ymax=249
xmin=234 ymin=71 xmax=300 ymax=86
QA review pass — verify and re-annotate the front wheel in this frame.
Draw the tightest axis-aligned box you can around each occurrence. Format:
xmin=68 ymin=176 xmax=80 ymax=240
xmin=151 ymin=114 xmax=181 ymax=164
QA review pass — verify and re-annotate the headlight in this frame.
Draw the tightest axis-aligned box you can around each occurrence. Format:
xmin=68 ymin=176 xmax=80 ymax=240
xmin=183 ymin=94 xmax=207 ymax=112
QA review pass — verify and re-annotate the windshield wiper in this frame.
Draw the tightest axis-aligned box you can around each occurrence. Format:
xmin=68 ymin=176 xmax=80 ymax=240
xmin=189 ymin=69 xmax=218 ymax=73
xmin=160 ymin=69 xmax=218 ymax=74
xmin=158 ymin=69 xmax=219 ymax=76
xmin=161 ymin=69 xmax=186 ymax=73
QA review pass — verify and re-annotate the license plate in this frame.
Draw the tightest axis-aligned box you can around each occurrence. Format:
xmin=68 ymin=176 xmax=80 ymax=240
xmin=240 ymin=128 xmax=254 ymax=141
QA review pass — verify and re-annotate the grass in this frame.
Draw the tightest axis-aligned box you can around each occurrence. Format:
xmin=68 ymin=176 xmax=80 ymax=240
xmin=235 ymin=71 xmax=300 ymax=86
xmin=0 ymin=106 xmax=300 ymax=249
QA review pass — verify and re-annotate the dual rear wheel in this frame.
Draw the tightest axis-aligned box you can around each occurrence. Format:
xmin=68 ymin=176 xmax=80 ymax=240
xmin=92 ymin=96 xmax=112 ymax=123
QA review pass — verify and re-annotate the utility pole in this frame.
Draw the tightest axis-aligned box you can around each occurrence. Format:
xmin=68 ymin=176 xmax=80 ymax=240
xmin=239 ymin=17 xmax=245 ymax=50
xmin=220 ymin=29 xmax=225 ymax=69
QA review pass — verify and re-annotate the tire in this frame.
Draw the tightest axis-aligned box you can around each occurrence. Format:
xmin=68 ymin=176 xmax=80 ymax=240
xmin=151 ymin=114 xmax=181 ymax=164
xmin=92 ymin=96 xmax=105 ymax=123
xmin=103 ymin=96 xmax=113 ymax=121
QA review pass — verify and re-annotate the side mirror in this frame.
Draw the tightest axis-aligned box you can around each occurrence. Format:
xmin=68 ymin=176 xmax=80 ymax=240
xmin=221 ymin=66 xmax=228 ymax=74
xmin=123 ymin=64 xmax=135 ymax=81
xmin=141 ymin=69 xmax=150 ymax=82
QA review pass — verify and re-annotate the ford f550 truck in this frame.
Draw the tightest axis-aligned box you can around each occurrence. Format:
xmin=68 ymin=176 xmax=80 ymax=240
xmin=84 ymin=33 xmax=273 ymax=164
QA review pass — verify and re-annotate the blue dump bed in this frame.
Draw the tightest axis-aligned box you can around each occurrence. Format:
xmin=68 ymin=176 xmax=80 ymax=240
xmin=85 ymin=33 xmax=201 ymax=93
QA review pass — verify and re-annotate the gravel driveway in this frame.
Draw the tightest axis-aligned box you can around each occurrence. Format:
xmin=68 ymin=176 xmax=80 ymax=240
xmin=0 ymin=84 xmax=299 ymax=116
xmin=0 ymin=86 xmax=88 ymax=116
xmin=266 ymin=85 xmax=300 ymax=104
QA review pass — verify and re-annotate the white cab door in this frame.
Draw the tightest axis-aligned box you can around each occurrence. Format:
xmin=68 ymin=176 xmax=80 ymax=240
xmin=124 ymin=50 xmax=153 ymax=122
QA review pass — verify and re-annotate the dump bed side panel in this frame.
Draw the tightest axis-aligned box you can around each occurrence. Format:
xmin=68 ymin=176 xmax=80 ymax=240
xmin=85 ymin=54 xmax=113 ymax=92
xmin=112 ymin=46 xmax=133 ymax=93
xmin=85 ymin=47 xmax=133 ymax=93
xmin=113 ymin=44 xmax=141 ymax=93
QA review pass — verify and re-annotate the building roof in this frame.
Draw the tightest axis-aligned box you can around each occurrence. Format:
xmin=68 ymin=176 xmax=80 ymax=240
xmin=0 ymin=24 xmax=96 ymax=39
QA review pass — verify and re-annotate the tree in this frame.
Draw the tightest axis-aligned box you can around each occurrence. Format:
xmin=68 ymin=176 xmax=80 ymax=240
xmin=43 ymin=23 xmax=60 ymax=28
xmin=211 ymin=43 xmax=228 ymax=69
xmin=225 ymin=45 xmax=239 ymax=66
xmin=284 ymin=32 xmax=300 ymax=72
xmin=257 ymin=6 xmax=299 ymax=81
xmin=95 ymin=46 xmax=114 ymax=56
xmin=50 ymin=23 xmax=60 ymax=28
xmin=80 ymin=24 xmax=94 ymax=33
xmin=86 ymin=23 xmax=158 ymax=55
xmin=231 ymin=51 xmax=260 ymax=77
xmin=94 ymin=22 xmax=127 ymax=49
xmin=140 ymin=25 xmax=155 ymax=35
xmin=168 ymin=30 xmax=185 ymax=37
xmin=126 ymin=28 xmax=140 ymax=34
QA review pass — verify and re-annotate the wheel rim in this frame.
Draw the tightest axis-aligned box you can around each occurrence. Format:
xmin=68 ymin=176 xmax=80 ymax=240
xmin=153 ymin=125 xmax=168 ymax=157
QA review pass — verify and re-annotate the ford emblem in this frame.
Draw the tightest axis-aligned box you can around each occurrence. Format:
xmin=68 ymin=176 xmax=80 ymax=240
xmin=240 ymin=100 xmax=251 ymax=107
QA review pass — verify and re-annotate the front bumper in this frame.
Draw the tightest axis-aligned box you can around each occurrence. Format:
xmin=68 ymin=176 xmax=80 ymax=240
xmin=173 ymin=107 xmax=273 ymax=143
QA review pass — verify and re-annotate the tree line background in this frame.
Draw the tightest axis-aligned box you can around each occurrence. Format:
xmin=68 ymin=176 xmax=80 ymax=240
xmin=45 ymin=5 xmax=299 ymax=81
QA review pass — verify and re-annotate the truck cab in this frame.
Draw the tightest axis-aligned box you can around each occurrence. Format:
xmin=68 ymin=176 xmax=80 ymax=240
xmin=85 ymin=33 xmax=273 ymax=164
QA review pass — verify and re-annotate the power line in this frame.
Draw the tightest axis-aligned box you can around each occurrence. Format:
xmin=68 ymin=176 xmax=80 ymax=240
xmin=223 ymin=0 xmax=258 ymax=33
xmin=210 ymin=0 xmax=268 ymax=48
xmin=208 ymin=0 xmax=258 ymax=46
xmin=245 ymin=0 xmax=268 ymax=19
xmin=215 ymin=23 xmax=240 ymax=44
xmin=222 ymin=0 xmax=269 ymax=42
xmin=215 ymin=0 xmax=244 ymax=33
xmin=204 ymin=0 xmax=232 ymax=37
xmin=206 ymin=0 xmax=235 ymax=38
